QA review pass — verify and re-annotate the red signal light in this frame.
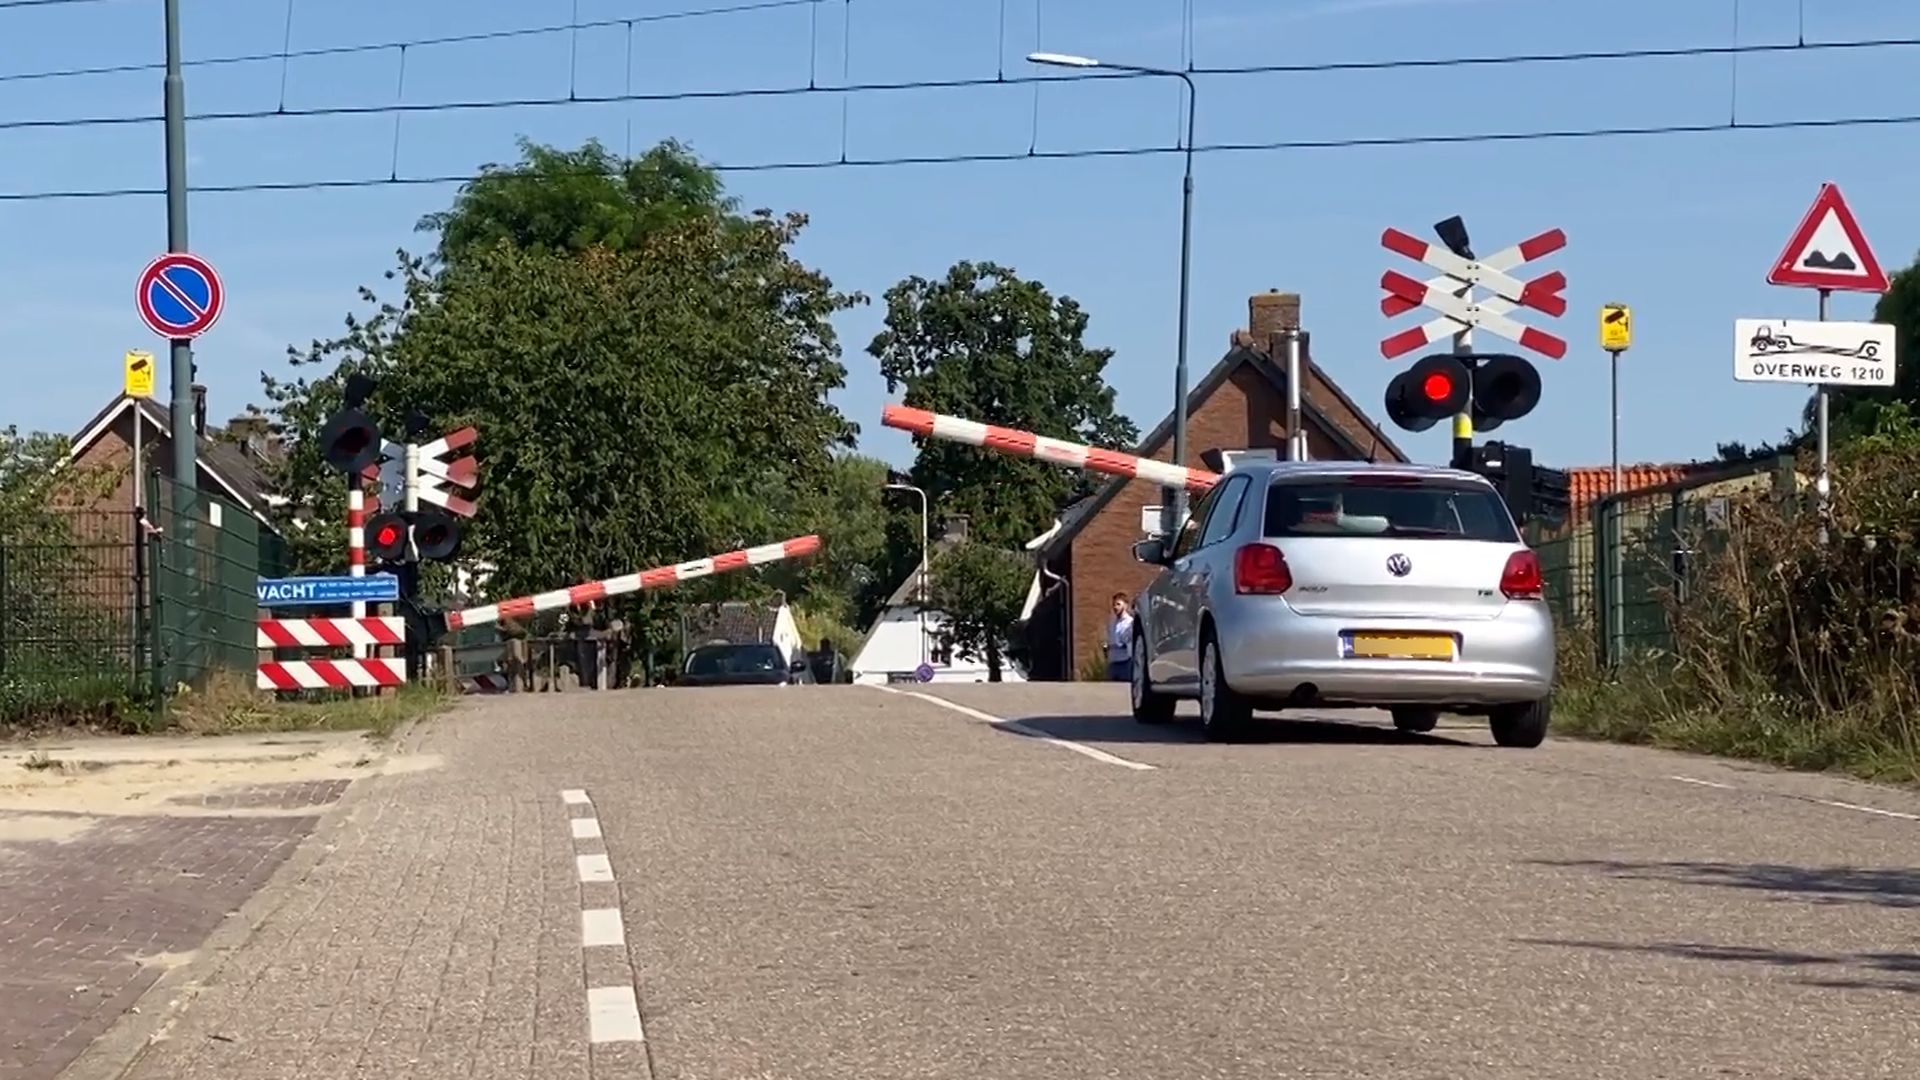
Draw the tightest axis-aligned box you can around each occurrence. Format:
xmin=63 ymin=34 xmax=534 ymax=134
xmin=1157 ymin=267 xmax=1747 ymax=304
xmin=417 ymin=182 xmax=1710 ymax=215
xmin=1421 ymin=372 xmax=1455 ymax=401
xmin=374 ymin=522 xmax=403 ymax=548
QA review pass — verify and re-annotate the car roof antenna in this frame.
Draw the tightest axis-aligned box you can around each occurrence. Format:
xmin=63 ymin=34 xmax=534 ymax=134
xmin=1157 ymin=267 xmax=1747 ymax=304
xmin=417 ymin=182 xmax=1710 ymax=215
xmin=1366 ymin=434 xmax=1379 ymax=464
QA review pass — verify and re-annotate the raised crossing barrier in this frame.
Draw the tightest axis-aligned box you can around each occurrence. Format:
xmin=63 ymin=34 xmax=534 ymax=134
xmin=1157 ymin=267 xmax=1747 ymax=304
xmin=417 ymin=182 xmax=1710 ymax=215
xmin=444 ymin=535 xmax=823 ymax=632
xmin=880 ymin=404 xmax=1221 ymax=492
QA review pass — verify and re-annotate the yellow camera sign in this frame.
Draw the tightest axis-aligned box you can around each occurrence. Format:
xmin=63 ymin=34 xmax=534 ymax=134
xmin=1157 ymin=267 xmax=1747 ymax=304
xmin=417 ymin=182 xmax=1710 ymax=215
xmin=1599 ymin=304 xmax=1631 ymax=352
xmin=124 ymin=350 xmax=157 ymax=398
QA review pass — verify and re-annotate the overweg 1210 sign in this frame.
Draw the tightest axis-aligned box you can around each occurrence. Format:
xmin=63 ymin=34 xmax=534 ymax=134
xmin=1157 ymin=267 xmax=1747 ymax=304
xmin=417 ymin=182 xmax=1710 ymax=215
xmin=1732 ymin=318 xmax=1896 ymax=387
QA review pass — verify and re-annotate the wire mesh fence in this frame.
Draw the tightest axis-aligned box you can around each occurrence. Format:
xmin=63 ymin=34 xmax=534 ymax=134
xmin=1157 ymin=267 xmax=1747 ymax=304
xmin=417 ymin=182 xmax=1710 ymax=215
xmin=1532 ymin=453 xmax=1798 ymax=670
xmin=0 ymin=513 xmax=143 ymax=719
xmin=148 ymin=471 xmax=280 ymax=692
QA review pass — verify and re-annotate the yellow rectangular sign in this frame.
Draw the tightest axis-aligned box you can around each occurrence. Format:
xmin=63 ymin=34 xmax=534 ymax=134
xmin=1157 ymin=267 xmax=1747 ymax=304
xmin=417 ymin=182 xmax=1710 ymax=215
xmin=1600 ymin=304 xmax=1632 ymax=352
xmin=124 ymin=350 xmax=156 ymax=398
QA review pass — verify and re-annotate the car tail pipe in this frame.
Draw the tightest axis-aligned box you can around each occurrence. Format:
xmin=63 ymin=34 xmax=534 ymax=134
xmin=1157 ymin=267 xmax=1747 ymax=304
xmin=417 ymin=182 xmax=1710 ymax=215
xmin=881 ymin=405 xmax=1221 ymax=494
xmin=443 ymin=535 xmax=823 ymax=632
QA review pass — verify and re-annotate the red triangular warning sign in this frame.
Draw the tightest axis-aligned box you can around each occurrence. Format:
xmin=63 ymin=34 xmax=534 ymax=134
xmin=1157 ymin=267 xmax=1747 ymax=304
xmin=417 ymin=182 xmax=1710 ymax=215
xmin=1767 ymin=182 xmax=1889 ymax=293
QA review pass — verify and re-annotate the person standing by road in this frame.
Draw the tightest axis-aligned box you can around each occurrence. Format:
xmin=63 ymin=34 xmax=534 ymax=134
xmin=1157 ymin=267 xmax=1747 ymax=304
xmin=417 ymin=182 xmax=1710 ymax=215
xmin=1104 ymin=593 xmax=1135 ymax=683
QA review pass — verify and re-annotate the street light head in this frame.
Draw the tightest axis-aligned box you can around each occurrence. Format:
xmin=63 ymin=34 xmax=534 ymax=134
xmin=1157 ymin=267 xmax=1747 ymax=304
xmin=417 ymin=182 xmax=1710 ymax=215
xmin=1028 ymin=51 xmax=1100 ymax=68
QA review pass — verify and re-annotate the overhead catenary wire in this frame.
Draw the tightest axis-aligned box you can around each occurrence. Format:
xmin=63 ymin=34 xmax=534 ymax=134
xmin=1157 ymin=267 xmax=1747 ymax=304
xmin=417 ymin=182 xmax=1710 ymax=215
xmin=4 ymin=108 xmax=1920 ymax=203
xmin=0 ymin=0 xmax=825 ymax=86
xmin=3 ymin=31 xmax=1920 ymax=136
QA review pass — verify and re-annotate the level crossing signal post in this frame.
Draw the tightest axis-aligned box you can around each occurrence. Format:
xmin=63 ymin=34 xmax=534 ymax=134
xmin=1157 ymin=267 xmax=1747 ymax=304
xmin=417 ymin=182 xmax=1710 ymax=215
xmin=1379 ymin=215 xmax=1569 ymax=523
xmin=317 ymin=382 xmax=483 ymax=681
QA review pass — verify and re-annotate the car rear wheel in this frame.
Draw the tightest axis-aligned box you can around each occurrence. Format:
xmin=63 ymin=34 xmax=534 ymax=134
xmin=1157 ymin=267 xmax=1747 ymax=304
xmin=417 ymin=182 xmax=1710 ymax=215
xmin=1489 ymin=697 xmax=1551 ymax=748
xmin=1391 ymin=707 xmax=1439 ymax=734
xmin=1199 ymin=634 xmax=1254 ymax=742
xmin=1130 ymin=627 xmax=1175 ymax=724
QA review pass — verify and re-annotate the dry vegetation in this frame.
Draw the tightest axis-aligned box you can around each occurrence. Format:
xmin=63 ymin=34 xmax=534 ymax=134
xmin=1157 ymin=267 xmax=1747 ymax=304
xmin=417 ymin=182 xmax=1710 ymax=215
xmin=1556 ymin=439 xmax=1920 ymax=784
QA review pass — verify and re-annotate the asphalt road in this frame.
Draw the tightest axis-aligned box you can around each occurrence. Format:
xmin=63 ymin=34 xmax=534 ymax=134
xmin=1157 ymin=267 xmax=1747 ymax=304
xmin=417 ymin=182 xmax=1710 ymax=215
xmin=91 ymin=684 xmax=1920 ymax=1080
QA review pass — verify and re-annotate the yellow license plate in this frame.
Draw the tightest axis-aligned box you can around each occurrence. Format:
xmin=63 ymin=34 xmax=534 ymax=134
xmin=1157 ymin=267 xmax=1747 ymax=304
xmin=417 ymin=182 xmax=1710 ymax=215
xmin=1351 ymin=632 xmax=1454 ymax=660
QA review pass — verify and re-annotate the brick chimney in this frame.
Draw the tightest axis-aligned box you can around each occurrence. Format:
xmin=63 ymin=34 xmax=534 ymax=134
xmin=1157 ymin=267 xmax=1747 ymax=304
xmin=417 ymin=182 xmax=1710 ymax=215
xmin=1232 ymin=290 xmax=1301 ymax=352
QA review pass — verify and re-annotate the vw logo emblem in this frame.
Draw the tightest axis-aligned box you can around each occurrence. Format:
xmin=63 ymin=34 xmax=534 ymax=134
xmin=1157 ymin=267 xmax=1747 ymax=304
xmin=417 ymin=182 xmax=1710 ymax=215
xmin=1386 ymin=553 xmax=1413 ymax=577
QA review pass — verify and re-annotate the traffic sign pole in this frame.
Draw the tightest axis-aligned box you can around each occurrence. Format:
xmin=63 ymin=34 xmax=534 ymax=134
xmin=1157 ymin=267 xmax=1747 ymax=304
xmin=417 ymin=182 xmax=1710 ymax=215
xmin=1816 ymin=288 xmax=1832 ymax=546
xmin=1764 ymin=182 xmax=1889 ymax=546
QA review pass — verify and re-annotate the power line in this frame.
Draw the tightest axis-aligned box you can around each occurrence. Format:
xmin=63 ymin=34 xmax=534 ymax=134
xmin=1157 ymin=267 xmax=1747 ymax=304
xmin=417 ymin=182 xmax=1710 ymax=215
xmin=2 ymin=32 xmax=1918 ymax=136
xmin=0 ymin=0 xmax=124 ymax=8
xmin=0 ymin=0 xmax=823 ymax=85
xmin=2 ymin=108 xmax=1915 ymax=203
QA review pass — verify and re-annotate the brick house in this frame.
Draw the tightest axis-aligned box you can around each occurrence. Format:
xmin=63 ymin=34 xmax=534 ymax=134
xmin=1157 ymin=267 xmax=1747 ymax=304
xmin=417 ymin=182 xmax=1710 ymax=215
xmin=62 ymin=386 xmax=283 ymax=537
xmin=1019 ymin=291 xmax=1410 ymax=681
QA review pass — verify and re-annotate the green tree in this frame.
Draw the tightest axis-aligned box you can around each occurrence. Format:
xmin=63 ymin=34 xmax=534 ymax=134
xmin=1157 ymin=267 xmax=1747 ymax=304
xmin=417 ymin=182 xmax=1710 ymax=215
xmin=1829 ymin=249 xmax=1920 ymax=440
xmin=260 ymin=139 xmax=862 ymax=648
xmin=758 ymin=452 xmax=900 ymax=630
xmin=1 ymin=428 xmax=78 ymax=543
xmin=924 ymin=541 xmax=1032 ymax=682
xmin=869 ymin=261 xmax=1139 ymax=549
xmin=419 ymin=138 xmax=735 ymax=269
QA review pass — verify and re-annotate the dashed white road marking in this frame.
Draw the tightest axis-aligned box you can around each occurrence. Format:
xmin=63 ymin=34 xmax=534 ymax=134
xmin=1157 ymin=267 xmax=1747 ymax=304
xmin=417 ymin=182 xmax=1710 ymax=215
xmin=582 ymin=907 xmax=626 ymax=948
xmin=586 ymin=985 xmax=645 ymax=1043
xmin=1666 ymin=775 xmax=1917 ymax=821
xmin=1669 ymin=775 xmax=1734 ymax=789
xmin=561 ymin=789 xmax=650 ymax=1051
xmin=877 ymin=686 xmax=1157 ymax=771
xmin=1810 ymin=797 xmax=1919 ymax=821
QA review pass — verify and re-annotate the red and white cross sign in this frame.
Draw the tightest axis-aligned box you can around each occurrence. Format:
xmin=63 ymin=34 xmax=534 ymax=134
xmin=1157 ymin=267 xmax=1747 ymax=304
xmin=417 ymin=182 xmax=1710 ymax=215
xmin=1378 ymin=226 xmax=1568 ymax=360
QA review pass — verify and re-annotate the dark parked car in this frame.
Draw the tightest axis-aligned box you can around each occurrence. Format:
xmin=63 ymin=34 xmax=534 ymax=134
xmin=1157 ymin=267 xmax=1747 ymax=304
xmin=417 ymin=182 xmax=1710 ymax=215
xmin=678 ymin=642 xmax=811 ymax=687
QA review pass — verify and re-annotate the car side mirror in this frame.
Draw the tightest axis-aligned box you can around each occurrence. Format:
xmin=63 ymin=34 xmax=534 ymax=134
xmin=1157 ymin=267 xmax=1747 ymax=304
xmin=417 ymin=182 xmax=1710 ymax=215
xmin=790 ymin=659 xmax=809 ymax=674
xmin=1132 ymin=538 xmax=1167 ymax=565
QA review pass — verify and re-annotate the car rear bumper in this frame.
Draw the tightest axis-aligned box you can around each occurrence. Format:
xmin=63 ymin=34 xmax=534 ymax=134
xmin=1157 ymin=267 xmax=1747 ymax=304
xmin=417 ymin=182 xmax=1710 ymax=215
xmin=1214 ymin=602 xmax=1555 ymax=707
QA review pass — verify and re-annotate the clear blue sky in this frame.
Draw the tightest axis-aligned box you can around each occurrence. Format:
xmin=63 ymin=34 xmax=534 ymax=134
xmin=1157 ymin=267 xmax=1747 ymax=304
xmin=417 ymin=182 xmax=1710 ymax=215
xmin=5 ymin=0 xmax=1919 ymax=471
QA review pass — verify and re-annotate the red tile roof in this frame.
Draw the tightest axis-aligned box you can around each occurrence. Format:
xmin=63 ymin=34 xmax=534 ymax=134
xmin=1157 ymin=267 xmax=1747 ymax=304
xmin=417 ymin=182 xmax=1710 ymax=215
xmin=1564 ymin=463 xmax=1717 ymax=523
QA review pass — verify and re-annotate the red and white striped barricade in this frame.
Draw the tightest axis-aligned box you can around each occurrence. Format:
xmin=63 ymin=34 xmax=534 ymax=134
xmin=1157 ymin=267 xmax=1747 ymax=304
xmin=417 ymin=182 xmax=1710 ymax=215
xmin=443 ymin=534 xmax=823 ymax=632
xmin=880 ymin=405 xmax=1222 ymax=492
xmin=256 ymin=616 xmax=408 ymax=691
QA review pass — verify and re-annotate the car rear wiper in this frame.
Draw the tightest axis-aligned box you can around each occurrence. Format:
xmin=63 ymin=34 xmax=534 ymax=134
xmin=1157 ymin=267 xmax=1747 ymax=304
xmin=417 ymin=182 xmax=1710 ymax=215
xmin=1383 ymin=525 xmax=1460 ymax=537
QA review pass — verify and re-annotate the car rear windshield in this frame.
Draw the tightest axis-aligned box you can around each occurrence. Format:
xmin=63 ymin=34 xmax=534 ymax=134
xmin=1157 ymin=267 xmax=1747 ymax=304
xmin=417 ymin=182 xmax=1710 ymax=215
xmin=685 ymin=644 xmax=785 ymax=676
xmin=1264 ymin=476 xmax=1518 ymax=542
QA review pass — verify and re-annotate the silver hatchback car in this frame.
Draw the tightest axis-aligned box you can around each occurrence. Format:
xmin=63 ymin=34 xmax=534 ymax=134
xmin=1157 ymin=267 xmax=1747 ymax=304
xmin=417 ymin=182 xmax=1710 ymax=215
xmin=1128 ymin=459 xmax=1554 ymax=746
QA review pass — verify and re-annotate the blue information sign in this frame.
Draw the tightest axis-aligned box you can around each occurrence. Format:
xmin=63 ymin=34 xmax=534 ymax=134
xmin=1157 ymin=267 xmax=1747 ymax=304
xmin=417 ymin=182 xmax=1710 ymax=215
xmin=256 ymin=574 xmax=400 ymax=607
xmin=914 ymin=662 xmax=935 ymax=683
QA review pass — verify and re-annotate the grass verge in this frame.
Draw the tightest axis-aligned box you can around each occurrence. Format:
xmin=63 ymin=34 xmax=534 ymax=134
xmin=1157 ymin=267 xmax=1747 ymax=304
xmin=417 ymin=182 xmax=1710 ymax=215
xmin=166 ymin=670 xmax=451 ymax=738
xmin=1552 ymin=660 xmax=1920 ymax=787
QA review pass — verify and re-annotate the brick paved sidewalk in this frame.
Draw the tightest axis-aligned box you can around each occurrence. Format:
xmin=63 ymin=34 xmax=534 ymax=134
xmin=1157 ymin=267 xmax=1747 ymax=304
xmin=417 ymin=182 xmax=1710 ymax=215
xmin=84 ymin=714 xmax=604 ymax=1080
xmin=0 ymin=785 xmax=346 ymax=1080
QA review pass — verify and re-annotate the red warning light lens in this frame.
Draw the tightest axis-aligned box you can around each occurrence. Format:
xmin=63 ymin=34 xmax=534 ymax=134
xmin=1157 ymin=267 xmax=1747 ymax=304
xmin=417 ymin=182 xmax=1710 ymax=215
xmin=1421 ymin=372 xmax=1455 ymax=402
xmin=375 ymin=524 xmax=403 ymax=547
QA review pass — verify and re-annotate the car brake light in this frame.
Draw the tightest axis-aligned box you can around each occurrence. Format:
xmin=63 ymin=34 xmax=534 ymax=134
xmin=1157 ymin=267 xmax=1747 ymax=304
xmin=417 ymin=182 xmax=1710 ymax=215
xmin=1235 ymin=542 xmax=1293 ymax=594
xmin=1500 ymin=550 xmax=1544 ymax=600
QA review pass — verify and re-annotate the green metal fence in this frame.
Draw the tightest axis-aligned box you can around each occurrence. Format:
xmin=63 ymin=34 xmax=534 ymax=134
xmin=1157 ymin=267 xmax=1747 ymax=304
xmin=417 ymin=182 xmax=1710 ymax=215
xmin=1532 ymin=453 xmax=1798 ymax=671
xmin=147 ymin=471 xmax=276 ymax=693
xmin=0 ymin=514 xmax=143 ymax=717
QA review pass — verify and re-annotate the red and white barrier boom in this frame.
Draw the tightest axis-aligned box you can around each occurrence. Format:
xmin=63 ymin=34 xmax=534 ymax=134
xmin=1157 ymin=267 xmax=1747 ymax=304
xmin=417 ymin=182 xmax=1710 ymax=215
xmin=881 ymin=405 xmax=1220 ymax=493
xmin=444 ymin=535 xmax=823 ymax=632
xmin=256 ymin=617 xmax=408 ymax=691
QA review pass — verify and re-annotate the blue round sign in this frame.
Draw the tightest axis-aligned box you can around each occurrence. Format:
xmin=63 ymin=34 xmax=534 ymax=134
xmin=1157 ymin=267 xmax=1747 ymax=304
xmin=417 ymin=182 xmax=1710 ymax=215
xmin=136 ymin=252 xmax=225 ymax=339
xmin=914 ymin=662 xmax=935 ymax=683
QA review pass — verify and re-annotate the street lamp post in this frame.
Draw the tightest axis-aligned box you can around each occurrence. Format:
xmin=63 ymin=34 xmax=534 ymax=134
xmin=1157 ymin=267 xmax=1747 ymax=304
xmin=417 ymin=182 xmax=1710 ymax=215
xmin=1029 ymin=51 xmax=1196 ymax=537
xmin=884 ymin=482 xmax=930 ymax=666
